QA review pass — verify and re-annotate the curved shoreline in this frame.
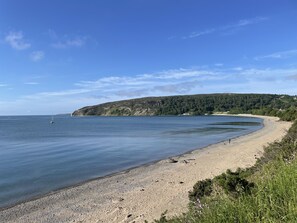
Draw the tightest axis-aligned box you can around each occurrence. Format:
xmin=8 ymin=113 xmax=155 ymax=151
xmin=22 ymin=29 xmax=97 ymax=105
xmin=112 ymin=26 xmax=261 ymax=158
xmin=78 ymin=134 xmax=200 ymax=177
xmin=0 ymin=115 xmax=262 ymax=210
xmin=0 ymin=115 xmax=292 ymax=223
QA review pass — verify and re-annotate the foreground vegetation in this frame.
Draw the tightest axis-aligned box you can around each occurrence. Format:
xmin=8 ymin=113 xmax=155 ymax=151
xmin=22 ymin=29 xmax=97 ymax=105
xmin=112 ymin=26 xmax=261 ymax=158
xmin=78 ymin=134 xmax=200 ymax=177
xmin=154 ymin=117 xmax=297 ymax=222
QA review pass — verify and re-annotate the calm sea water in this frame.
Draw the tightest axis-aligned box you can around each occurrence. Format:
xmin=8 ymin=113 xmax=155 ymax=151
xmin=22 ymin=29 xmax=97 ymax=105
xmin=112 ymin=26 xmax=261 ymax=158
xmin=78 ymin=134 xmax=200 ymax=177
xmin=0 ymin=115 xmax=262 ymax=208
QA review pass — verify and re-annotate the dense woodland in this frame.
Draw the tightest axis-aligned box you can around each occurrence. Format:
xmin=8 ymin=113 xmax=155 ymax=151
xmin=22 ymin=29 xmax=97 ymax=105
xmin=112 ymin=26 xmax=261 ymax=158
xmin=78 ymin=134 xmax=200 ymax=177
xmin=73 ymin=93 xmax=297 ymax=121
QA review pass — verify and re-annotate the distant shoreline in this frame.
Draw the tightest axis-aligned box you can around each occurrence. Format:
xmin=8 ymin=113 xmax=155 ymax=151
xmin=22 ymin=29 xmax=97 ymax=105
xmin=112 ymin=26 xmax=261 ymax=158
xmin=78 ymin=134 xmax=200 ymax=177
xmin=0 ymin=115 xmax=292 ymax=223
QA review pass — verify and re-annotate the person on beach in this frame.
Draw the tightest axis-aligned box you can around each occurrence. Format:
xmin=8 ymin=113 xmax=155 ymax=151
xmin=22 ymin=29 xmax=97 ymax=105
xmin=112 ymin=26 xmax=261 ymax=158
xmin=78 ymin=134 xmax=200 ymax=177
xmin=229 ymin=139 xmax=231 ymax=144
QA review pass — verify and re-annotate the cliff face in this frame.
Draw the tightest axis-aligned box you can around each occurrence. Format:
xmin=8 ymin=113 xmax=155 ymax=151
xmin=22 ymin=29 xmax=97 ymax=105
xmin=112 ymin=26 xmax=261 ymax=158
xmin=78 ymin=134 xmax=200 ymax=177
xmin=72 ymin=97 xmax=163 ymax=116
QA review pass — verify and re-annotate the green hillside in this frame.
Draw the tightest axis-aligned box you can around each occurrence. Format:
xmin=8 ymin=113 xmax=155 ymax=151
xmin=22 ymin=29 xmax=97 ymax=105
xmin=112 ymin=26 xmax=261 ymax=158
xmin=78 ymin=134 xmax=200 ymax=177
xmin=72 ymin=93 xmax=297 ymax=121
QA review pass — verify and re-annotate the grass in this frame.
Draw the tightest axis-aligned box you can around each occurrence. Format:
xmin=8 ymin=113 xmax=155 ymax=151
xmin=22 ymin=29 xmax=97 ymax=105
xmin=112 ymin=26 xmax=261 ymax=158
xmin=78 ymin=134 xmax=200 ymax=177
xmin=154 ymin=120 xmax=297 ymax=223
xmin=191 ymin=160 xmax=297 ymax=223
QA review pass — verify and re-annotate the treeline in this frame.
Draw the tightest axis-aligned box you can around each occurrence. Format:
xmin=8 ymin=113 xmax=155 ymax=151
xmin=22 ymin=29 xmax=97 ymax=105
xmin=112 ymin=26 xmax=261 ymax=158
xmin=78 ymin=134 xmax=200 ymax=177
xmin=73 ymin=93 xmax=297 ymax=121
xmin=155 ymin=94 xmax=296 ymax=116
xmin=251 ymin=106 xmax=297 ymax=121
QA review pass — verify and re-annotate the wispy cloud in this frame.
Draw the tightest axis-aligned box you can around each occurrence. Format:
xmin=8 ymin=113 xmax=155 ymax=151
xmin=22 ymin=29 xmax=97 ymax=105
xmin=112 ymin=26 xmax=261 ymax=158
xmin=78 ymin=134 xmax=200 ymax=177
xmin=4 ymin=31 xmax=31 ymax=50
xmin=232 ymin=67 xmax=243 ymax=71
xmin=47 ymin=29 xmax=89 ymax=49
xmin=183 ymin=16 xmax=268 ymax=39
xmin=75 ymin=68 xmax=219 ymax=92
xmin=24 ymin=88 xmax=91 ymax=99
xmin=182 ymin=29 xmax=215 ymax=39
xmin=153 ymin=81 xmax=201 ymax=94
xmin=30 ymin=51 xmax=45 ymax=62
xmin=24 ymin=66 xmax=297 ymax=101
xmin=51 ymin=37 xmax=86 ymax=49
xmin=234 ymin=17 xmax=268 ymax=27
xmin=0 ymin=83 xmax=8 ymax=87
xmin=24 ymin=82 xmax=39 ymax=85
xmin=254 ymin=49 xmax=297 ymax=60
xmin=4 ymin=65 xmax=297 ymax=115
xmin=287 ymin=74 xmax=297 ymax=81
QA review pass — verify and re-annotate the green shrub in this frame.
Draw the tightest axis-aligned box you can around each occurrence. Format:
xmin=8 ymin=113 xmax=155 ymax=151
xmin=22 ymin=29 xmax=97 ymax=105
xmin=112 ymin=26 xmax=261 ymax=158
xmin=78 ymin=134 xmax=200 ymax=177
xmin=214 ymin=169 xmax=255 ymax=197
xmin=189 ymin=179 xmax=213 ymax=202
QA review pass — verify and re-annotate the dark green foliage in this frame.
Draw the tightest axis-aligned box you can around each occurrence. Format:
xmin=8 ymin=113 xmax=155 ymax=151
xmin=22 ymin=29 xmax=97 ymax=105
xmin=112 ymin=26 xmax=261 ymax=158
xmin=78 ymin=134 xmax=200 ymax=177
xmin=279 ymin=107 xmax=297 ymax=121
xmin=188 ymin=169 xmax=255 ymax=206
xmin=248 ymin=120 xmax=297 ymax=174
xmin=252 ymin=106 xmax=297 ymax=121
xmin=72 ymin=93 xmax=297 ymax=119
xmin=189 ymin=179 xmax=212 ymax=202
xmin=214 ymin=169 xmax=255 ymax=197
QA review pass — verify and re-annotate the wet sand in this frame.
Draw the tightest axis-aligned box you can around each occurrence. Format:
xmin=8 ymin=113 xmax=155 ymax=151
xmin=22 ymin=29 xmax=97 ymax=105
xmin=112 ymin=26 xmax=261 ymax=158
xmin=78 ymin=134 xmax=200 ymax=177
xmin=0 ymin=115 xmax=292 ymax=223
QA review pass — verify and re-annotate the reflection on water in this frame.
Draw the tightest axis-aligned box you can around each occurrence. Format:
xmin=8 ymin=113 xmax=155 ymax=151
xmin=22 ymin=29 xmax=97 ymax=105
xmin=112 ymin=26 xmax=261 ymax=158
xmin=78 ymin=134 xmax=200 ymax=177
xmin=0 ymin=115 xmax=262 ymax=207
xmin=210 ymin=121 xmax=261 ymax=126
xmin=165 ymin=127 xmax=246 ymax=135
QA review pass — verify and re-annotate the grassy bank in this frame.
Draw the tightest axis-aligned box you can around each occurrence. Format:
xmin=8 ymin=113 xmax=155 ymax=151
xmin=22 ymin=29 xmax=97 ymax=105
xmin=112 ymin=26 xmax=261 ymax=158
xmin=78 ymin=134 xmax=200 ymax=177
xmin=154 ymin=118 xmax=297 ymax=223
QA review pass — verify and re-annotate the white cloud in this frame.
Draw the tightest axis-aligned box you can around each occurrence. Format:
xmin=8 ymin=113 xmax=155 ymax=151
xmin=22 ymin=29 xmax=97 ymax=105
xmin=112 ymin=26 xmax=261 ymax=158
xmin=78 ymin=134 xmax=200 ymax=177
xmin=182 ymin=29 xmax=215 ymax=39
xmin=287 ymin=74 xmax=297 ymax=80
xmin=254 ymin=49 xmax=297 ymax=60
xmin=3 ymin=65 xmax=297 ymax=115
xmin=25 ymin=66 xmax=297 ymax=102
xmin=51 ymin=37 xmax=86 ymax=49
xmin=153 ymin=81 xmax=201 ymax=94
xmin=48 ymin=29 xmax=86 ymax=48
xmin=24 ymin=88 xmax=91 ymax=99
xmin=153 ymin=68 xmax=217 ymax=79
xmin=235 ymin=17 xmax=268 ymax=27
xmin=75 ymin=68 xmax=219 ymax=93
xmin=24 ymin=82 xmax=39 ymax=85
xmin=232 ymin=67 xmax=243 ymax=71
xmin=0 ymin=83 xmax=8 ymax=87
xmin=30 ymin=51 xmax=45 ymax=62
xmin=5 ymin=31 xmax=31 ymax=50
xmin=183 ymin=16 xmax=268 ymax=39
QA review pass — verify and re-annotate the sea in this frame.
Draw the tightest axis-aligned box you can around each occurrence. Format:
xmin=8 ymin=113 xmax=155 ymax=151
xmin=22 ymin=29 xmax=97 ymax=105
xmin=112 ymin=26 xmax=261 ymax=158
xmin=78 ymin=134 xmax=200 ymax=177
xmin=0 ymin=115 xmax=262 ymax=208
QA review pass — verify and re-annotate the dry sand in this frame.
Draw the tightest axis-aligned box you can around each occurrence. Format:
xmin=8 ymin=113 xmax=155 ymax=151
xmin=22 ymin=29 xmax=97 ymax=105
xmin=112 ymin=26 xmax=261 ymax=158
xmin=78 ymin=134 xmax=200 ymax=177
xmin=0 ymin=115 xmax=292 ymax=223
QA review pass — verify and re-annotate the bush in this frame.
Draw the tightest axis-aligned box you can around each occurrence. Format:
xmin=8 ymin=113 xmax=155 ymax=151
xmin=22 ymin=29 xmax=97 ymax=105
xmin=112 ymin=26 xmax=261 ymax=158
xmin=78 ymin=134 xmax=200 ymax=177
xmin=214 ymin=169 xmax=255 ymax=197
xmin=189 ymin=179 xmax=213 ymax=202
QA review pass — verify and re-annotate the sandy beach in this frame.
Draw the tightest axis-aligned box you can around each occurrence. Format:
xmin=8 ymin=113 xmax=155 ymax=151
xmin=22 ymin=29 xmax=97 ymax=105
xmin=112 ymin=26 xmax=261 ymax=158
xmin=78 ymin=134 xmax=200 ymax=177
xmin=0 ymin=115 xmax=292 ymax=223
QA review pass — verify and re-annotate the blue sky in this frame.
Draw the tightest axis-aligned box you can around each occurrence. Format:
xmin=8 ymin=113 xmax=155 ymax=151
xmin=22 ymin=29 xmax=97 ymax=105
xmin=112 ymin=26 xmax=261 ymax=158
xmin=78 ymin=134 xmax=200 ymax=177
xmin=0 ymin=0 xmax=297 ymax=115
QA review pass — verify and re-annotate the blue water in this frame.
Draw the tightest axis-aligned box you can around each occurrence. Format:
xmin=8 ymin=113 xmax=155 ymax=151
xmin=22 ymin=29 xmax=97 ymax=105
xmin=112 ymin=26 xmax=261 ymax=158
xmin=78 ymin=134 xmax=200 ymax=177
xmin=0 ymin=115 xmax=262 ymax=208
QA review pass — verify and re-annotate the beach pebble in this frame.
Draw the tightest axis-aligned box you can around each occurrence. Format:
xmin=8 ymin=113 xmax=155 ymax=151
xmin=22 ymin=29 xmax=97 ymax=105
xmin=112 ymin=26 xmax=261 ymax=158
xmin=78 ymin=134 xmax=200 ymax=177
xmin=111 ymin=197 xmax=124 ymax=203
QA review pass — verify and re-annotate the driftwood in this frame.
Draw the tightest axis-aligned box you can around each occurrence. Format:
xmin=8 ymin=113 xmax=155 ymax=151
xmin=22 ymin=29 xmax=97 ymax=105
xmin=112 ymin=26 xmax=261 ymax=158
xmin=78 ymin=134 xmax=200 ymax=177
xmin=168 ymin=158 xmax=178 ymax=163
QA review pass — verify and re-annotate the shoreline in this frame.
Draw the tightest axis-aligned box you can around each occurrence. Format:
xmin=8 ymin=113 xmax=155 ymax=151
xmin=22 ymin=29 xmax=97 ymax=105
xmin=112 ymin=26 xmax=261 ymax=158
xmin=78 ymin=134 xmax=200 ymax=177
xmin=0 ymin=115 xmax=292 ymax=223
xmin=0 ymin=114 xmax=262 ymax=211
